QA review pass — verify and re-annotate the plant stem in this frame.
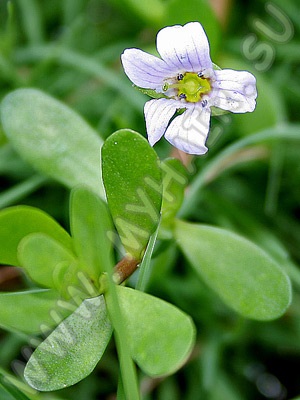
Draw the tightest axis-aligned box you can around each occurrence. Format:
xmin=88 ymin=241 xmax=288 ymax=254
xmin=113 ymin=256 xmax=140 ymax=285
xmin=136 ymin=226 xmax=159 ymax=292
xmin=104 ymin=271 xmax=140 ymax=400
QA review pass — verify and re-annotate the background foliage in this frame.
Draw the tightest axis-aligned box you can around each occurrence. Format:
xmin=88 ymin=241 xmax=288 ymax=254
xmin=0 ymin=0 xmax=300 ymax=399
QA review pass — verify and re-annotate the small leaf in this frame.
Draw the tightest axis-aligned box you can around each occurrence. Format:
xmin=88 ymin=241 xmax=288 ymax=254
xmin=24 ymin=295 xmax=112 ymax=391
xmin=1 ymin=88 xmax=104 ymax=196
xmin=175 ymin=220 xmax=292 ymax=320
xmin=117 ymin=286 xmax=195 ymax=377
xmin=102 ymin=129 xmax=162 ymax=260
xmin=0 ymin=289 xmax=64 ymax=334
xmin=17 ymin=233 xmax=79 ymax=295
xmin=0 ymin=206 xmax=72 ymax=266
xmin=70 ymin=187 xmax=114 ymax=282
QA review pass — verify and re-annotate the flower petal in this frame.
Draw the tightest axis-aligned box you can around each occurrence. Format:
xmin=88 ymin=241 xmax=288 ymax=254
xmin=210 ymin=69 xmax=257 ymax=113
xmin=156 ymin=22 xmax=212 ymax=73
xmin=164 ymin=105 xmax=211 ymax=155
xmin=121 ymin=48 xmax=171 ymax=90
xmin=144 ymin=98 xmax=179 ymax=146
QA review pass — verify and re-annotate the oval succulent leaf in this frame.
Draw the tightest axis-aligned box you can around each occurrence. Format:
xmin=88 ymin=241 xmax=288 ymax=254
xmin=175 ymin=220 xmax=292 ymax=320
xmin=70 ymin=187 xmax=114 ymax=282
xmin=18 ymin=233 xmax=77 ymax=291
xmin=1 ymin=88 xmax=104 ymax=196
xmin=116 ymin=286 xmax=196 ymax=376
xmin=0 ymin=289 xmax=64 ymax=334
xmin=0 ymin=206 xmax=72 ymax=267
xmin=102 ymin=129 xmax=162 ymax=260
xmin=24 ymin=295 xmax=112 ymax=391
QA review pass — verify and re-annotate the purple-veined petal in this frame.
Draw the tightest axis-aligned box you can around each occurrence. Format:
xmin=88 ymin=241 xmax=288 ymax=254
xmin=121 ymin=48 xmax=171 ymax=90
xmin=144 ymin=98 xmax=179 ymax=146
xmin=156 ymin=22 xmax=212 ymax=73
xmin=210 ymin=69 xmax=257 ymax=113
xmin=164 ymin=105 xmax=211 ymax=155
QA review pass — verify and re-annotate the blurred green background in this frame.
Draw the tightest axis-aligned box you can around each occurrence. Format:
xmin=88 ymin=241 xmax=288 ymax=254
xmin=0 ymin=0 xmax=300 ymax=399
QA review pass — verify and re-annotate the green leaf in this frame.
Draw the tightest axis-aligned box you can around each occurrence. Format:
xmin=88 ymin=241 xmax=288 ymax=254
xmin=159 ymin=158 xmax=188 ymax=239
xmin=24 ymin=295 xmax=112 ymax=391
xmin=102 ymin=129 xmax=162 ymax=260
xmin=70 ymin=187 xmax=114 ymax=282
xmin=0 ymin=206 xmax=72 ymax=266
xmin=175 ymin=220 xmax=292 ymax=320
xmin=0 ymin=289 xmax=64 ymax=334
xmin=1 ymin=88 xmax=104 ymax=196
xmin=17 ymin=233 xmax=79 ymax=294
xmin=117 ymin=286 xmax=196 ymax=377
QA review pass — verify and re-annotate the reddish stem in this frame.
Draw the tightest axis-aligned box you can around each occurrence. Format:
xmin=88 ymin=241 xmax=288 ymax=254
xmin=113 ymin=256 xmax=140 ymax=284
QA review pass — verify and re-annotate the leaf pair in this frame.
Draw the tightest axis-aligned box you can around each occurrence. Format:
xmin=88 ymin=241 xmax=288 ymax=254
xmin=10 ymin=123 xmax=194 ymax=391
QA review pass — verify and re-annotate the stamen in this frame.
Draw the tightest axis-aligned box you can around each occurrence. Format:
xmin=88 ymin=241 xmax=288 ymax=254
xmin=175 ymin=72 xmax=211 ymax=103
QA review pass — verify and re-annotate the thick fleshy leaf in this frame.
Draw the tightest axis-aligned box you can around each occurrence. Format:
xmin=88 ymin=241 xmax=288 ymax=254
xmin=175 ymin=220 xmax=291 ymax=320
xmin=0 ymin=206 xmax=72 ymax=267
xmin=101 ymin=129 xmax=162 ymax=260
xmin=0 ymin=88 xmax=104 ymax=196
xmin=117 ymin=286 xmax=196 ymax=376
xmin=24 ymin=295 xmax=112 ymax=391
xmin=70 ymin=187 xmax=114 ymax=282
xmin=17 ymin=233 xmax=79 ymax=295
xmin=0 ymin=289 xmax=64 ymax=334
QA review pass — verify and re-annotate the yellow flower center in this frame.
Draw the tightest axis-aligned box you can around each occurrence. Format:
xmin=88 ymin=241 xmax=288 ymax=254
xmin=167 ymin=72 xmax=211 ymax=103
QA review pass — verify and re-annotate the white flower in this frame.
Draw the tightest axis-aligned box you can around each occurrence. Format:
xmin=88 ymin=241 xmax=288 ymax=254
xmin=121 ymin=22 xmax=257 ymax=155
